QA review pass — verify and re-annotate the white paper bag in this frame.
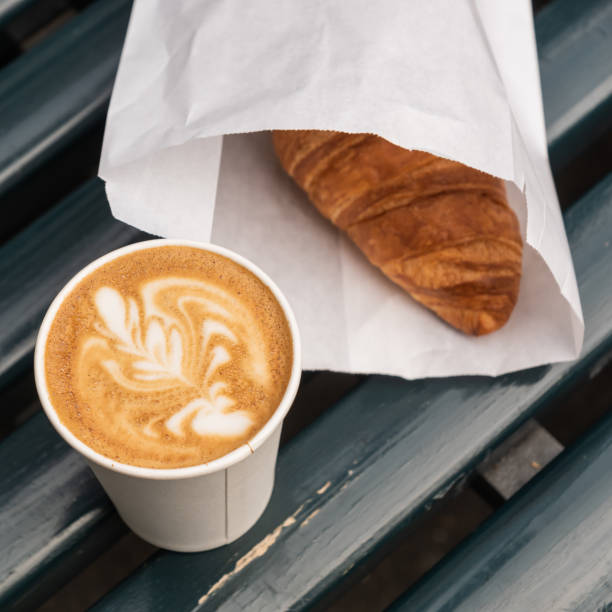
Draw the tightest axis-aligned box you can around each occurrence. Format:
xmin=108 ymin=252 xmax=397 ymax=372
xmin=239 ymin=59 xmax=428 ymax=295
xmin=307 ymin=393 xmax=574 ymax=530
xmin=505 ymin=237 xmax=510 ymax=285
xmin=99 ymin=0 xmax=583 ymax=378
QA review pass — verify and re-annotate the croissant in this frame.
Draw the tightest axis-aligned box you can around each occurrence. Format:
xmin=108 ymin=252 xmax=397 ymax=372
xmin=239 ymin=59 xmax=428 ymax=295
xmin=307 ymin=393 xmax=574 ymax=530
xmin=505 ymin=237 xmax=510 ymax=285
xmin=273 ymin=130 xmax=523 ymax=335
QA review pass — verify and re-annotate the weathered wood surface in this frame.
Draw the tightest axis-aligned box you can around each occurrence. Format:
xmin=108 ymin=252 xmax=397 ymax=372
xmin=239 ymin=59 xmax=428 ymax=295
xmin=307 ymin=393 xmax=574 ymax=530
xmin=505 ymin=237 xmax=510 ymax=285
xmin=0 ymin=0 xmax=131 ymax=243
xmin=0 ymin=0 xmax=130 ymax=199
xmin=0 ymin=0 xmax=38 ymax=27
xmin=0 ymin=414 xmax=124 ymax=611
xmin=0 ymin=179 xmax=145 ymax=391
xmin=537 ymin=0 xmax=612 ymax=169
xmin=389 ymin=408 xmax=612 ymax=612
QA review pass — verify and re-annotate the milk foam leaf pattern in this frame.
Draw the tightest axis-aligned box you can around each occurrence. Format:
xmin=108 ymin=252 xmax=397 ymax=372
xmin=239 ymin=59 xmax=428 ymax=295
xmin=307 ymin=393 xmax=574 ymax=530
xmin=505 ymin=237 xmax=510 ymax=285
xmin=94 ymin=287 xmax=186 ymax=384
xmin=166 ymin=397 xmax=253 ymax=437
xmin=95 ymin=286 xmax=132 ymax=345
xmin=89 ymin=282 xmax=254 ymax=438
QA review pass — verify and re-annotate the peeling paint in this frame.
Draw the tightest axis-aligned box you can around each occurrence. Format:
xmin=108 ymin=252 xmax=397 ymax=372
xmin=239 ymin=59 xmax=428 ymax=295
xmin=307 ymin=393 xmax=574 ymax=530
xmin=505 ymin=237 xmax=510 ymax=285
xmin=589 ymin=352 xmax=612 ymax=379
xmin=301 ymin=508 xmax=320 ymax=527
xmin=317 ymin=481 xmax=331 ymax=495
xmin=197 ymin=504 xmax=304 ymax=606
xmin=433 ymin=474 xmax=464 ymax=500
xmin=342 ymin=562 xmax=355 ymax=576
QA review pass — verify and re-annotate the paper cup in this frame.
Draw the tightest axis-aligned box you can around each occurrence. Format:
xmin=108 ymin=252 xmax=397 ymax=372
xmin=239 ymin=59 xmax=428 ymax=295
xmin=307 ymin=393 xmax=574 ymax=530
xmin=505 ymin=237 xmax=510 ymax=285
xmin=34 ymin=239 xmax=301 ymax=552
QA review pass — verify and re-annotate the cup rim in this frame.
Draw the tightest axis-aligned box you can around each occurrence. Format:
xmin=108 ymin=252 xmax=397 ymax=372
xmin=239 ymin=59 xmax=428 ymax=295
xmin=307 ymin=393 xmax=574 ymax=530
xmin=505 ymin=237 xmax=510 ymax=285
xmin=34 ymin=239 xmax=302 ymax=480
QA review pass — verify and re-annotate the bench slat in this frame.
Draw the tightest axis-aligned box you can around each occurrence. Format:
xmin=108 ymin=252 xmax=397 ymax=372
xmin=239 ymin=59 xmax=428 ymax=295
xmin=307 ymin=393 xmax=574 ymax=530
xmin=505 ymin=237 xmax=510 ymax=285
xmin=389 ymin=409 xmax=612 ymax=612
xmin=0 ymin=179 xmax=145 ymax=390
xmin=0 ymin=0 xmax=37 ymax=27
xmin=0 ymin=0 xmax=130 ymax=198
xmin=538 ymin=0 xmax=612 ymax=168
xmin=0 ymin=414 xmax=124 ymax=611
xmin=91 ymin=174 xmax=612 ymax=611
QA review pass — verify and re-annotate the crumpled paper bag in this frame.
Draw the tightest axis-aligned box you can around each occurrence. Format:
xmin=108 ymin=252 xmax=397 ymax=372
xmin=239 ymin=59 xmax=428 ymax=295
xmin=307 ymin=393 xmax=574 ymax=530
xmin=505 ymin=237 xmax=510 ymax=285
xmin=99 ymin=0 xmax=583 ymax=378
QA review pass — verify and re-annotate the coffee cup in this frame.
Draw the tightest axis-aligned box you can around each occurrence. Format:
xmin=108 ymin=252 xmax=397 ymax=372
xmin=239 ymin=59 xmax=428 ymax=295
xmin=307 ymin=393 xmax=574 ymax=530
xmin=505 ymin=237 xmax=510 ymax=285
xmin=34 ymin=239 xmax=301 ymax=552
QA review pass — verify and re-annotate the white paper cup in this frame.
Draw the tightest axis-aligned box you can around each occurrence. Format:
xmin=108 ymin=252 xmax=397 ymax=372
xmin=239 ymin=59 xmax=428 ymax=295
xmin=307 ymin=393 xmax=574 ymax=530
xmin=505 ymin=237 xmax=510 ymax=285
xmin=34 ymin=239 xmax=301 ymax=552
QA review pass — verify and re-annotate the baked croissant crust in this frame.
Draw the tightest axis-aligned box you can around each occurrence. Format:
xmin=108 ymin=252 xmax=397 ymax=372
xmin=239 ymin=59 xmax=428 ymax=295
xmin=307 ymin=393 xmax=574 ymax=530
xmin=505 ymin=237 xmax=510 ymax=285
xmin=273 ymin=130 xmax=523 ymax=335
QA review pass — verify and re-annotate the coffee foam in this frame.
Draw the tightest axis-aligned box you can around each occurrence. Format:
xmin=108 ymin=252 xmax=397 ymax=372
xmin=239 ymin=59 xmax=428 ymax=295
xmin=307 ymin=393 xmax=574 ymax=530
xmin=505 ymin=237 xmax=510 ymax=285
xmin=44 ymin=246 xmax=293 ymax=469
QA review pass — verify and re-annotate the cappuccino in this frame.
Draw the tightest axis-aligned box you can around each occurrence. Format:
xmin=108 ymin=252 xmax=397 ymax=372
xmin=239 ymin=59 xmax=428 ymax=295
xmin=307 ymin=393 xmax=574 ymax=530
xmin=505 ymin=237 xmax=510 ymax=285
xmin=44 ymin=245 xmax=293 ymax=469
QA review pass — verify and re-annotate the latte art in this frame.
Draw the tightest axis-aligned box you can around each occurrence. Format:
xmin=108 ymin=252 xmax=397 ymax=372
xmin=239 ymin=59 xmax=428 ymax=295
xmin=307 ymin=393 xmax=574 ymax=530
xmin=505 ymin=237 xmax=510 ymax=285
xmin=44 ymin=246 xmax=293 ymax=468
xmin=89 ymin=277 xmax=263 ymax=438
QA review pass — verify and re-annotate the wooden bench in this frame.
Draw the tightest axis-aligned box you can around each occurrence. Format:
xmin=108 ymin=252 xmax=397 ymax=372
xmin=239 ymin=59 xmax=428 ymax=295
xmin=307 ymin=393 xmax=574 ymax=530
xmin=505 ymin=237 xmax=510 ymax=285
xmin=0 ymin=0 xmax=131 ymax=242
xmin=389 ymin=407 xmax=612 ymax=611
xmin=0 ymin=0 xmax=610 ymax=609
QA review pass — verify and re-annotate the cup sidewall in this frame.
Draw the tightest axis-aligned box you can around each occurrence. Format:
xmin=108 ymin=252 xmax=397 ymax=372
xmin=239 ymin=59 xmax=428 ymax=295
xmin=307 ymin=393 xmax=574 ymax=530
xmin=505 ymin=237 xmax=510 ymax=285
xmin=88 ymin=424 xmax=281 ymax=551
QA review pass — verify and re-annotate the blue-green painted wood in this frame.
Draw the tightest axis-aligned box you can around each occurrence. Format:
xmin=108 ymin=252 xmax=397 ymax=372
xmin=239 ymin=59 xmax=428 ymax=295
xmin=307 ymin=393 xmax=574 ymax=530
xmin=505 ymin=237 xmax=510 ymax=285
xmin=389 ymin=409 xmax=612 ymax=612
xmin=91 ymin=174 xmax=612 ymax=611
xmin=0 ymin=414 xmax=125 ymax=612
xmin=0 ymin=0 xmax=131 ymax=197
xmin=0 ymin=0 xmax=37 ymax=26
xmin=0 ymin=178 xmax=146 ymax=390
xmin=537 ymin=0 xmax=612 ymax=169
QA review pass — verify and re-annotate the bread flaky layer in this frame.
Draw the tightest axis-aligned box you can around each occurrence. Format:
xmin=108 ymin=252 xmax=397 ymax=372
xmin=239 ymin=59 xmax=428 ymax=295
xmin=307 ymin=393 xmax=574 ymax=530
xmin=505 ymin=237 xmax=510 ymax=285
xmin=273 ymin=129 xmax=523 ymax=335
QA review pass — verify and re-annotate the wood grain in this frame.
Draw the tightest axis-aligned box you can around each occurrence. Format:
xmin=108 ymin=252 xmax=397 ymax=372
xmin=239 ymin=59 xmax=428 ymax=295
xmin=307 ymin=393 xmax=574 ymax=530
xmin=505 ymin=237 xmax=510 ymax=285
xmin=0 ymin=179 xmax=146 ymax=391
xmin=389 ymin=409 xmax=612 ymax=612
